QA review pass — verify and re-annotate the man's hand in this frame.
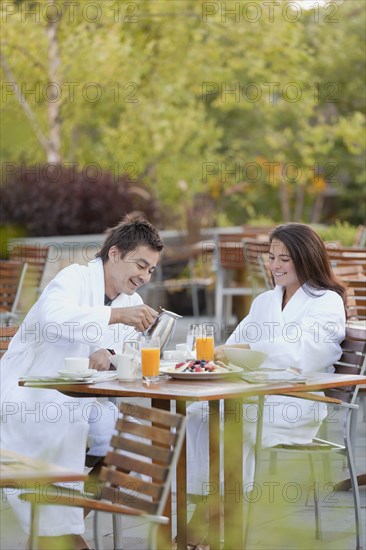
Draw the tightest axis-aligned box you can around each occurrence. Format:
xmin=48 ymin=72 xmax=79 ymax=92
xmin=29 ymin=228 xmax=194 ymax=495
xmin=109 ymin=304 xmax=159 ymax=332
xmin=89 ymin=349 xmax=113 ymax=371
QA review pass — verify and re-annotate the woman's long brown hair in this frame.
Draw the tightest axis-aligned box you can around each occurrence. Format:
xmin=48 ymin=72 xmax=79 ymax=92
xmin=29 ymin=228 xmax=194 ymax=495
xmin=270 ymin=223 xmax=346 ymax=303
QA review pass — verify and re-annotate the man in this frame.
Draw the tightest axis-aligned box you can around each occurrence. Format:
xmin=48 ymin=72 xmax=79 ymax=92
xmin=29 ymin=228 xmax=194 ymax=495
xmin=0 ymin=215 xmax=163 ymax=550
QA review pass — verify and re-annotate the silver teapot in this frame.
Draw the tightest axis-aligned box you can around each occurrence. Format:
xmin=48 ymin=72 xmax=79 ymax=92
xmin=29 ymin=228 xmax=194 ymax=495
xmin=144 ymin=307 xmax=182 ymax=354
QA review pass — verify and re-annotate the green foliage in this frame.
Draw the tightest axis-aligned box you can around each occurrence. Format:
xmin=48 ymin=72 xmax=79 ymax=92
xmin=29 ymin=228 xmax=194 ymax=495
xmin=316 ymin=220 xmax=358 ymax=247
xmin=0 ymin=224 xmax=24 ymax=259
xmin=0 ymin=164 xmax=161 ymax=236
xmin=1 ymin=0 xmax=365 ymax=229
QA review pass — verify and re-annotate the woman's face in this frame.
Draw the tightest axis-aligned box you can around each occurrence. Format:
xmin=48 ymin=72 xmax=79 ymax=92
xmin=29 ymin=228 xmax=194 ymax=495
xmin=269 ymin=238 xmax=300 ymax=292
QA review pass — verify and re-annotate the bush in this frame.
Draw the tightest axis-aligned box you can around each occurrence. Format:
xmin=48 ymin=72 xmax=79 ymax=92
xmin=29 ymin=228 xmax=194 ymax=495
xmin=0 ymin=225 xmax=24 ymax=259
xmin=316 ymin=221 xmax=358 ymax=247
xmin=0 ymin=164 xmax=162 ymax=236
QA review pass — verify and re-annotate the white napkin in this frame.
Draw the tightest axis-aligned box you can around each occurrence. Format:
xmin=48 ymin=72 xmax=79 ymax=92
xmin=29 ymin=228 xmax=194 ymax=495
xmin=241 ymin=369 xmax=306 ymax=384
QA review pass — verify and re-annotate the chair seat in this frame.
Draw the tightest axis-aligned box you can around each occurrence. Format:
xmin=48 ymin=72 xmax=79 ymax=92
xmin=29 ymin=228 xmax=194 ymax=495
xmin=21 ymin=488 xmax=168 ymax=521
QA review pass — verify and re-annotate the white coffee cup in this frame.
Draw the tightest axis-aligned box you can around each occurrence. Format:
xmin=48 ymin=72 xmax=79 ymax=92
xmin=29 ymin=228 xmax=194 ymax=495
xmin=64 ymin=357 xmax=89 ymax=372
xmin=110 ymin=354 xmax=138 ymax=381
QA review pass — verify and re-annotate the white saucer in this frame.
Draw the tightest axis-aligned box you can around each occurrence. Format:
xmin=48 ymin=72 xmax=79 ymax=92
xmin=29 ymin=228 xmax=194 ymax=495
xmin=58 ymin=369 xmax=97 ymax=379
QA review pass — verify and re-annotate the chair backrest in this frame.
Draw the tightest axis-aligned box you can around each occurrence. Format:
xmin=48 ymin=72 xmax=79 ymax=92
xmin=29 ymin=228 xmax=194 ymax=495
xmin=242 ymin=240 xmax=272 ymax=290
xmin=0 ymin=260 xmax=28 ymax=315
xmin=326 ymin=246 xmax=366 ymax=276
xmin=346 ymin=285 xmax=366 ymax=321
xmin=9 ymin=244 xmax=49 ymax=290
xmin=333 ymin=264 xmax=365 ymax=281
xmin=0 ymin=325 xmax=19 ymax=357
xmin=325 ymin=326 xmax=366 ymax=404
xmin=98 ymin=402 xmax=186 ymax=517
xmin=9 ymin=243 xmax=49 ymax=265
xmin=240 ymin=224 xmax=273 ymax=240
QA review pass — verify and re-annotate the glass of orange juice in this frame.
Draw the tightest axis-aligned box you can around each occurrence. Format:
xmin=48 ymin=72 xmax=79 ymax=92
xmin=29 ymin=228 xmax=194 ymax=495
xmin=195 ymin=325 xmax=215 ymax=361
xmin=141 ymin=336 xmax=160 ymax=383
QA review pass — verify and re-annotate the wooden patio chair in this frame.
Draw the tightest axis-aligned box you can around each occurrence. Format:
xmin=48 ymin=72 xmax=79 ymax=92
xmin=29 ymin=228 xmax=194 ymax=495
xmin=327 ymin=246 xmax=366 ymax=277
xmin=245 ymin=325 xmax=366 ymax=550
xmin=213 ymin=238 xmax=252 ymax=325
xmin=213 ymin=237 xmax=272 ymax=326
xmin=9 ymin=243 xmax=49 ymax=291
xmin=344 ymin=277 xmax=366 ymax=321
xmin=144 ymin=243 xmax=214 ymax=317
xmin=0 ymin=325 xmax=19 ymax=357
xmin=242 ymin=239 xmax=273 ymax=295
xmin=20 ymin=402 xmax=187 ymax=550
xmin=8 ymin=244 xmax=50 ymax=312
xmin=333 ymin=264 xmax=365 ymax=281
xmin=0 ymin=260 xmax=28 ymax=325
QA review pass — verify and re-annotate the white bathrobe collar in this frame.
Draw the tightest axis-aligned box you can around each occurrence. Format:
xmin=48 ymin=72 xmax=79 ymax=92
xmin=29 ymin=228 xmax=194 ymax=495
xmin=275 ymin=283 xmax=326 ymax=319
xmin=88 ymin=257 xmax=106 ymax=307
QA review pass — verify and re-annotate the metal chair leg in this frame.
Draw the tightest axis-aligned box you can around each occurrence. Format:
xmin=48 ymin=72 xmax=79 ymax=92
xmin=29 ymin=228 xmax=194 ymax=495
xmin=308 ymin=455 xmax=322 ymax=540
xmin=113 ymin=513 xmax=123 ymax=549
xmin=345 ymin=431 xmax=364 ymax=549
xmin=29 ymin=503 xmax=40 ymax=549
xmin=93 ymin=511 xmax=104 ymax=549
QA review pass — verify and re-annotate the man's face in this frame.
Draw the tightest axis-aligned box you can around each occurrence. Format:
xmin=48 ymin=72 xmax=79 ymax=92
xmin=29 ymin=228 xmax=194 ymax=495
xmin=105 ymin=245 xmax=160 ymax=297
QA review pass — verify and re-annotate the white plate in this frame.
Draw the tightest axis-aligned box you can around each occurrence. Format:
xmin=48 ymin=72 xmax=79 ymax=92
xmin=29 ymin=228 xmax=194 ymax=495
xmin=57 ymin=369 xmax=98 ymax=379
xmin=160 ymin=364 xmax=243 ymax=380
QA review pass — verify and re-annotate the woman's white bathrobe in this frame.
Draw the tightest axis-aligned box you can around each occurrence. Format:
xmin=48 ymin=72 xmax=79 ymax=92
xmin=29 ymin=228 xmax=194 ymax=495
xmin=186 ymin=284 xmax=346 ymax=495
xmin=0 ymin=258 xmax=141 ymax=536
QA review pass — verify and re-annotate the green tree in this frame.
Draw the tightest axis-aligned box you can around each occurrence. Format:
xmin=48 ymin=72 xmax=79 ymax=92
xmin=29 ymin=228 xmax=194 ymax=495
xmin=1 ymin=0 xmax=365 ymax=228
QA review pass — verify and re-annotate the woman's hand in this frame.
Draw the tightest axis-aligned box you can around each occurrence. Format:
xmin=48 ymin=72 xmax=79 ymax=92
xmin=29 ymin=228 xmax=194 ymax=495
xmin=214 ymin=343 xmax=250 ymax=363
xmin=89 ymin=349 xmax=113 ymax=371
xmin=214 ymin=345 xmax=228 ymax=363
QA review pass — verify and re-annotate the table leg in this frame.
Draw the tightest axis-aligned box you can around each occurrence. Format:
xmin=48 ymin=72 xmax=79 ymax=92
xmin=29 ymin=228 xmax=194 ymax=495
xmin=175 ymin=401 xmax=187 ymax=550
xmin=223 ymin=398 xmax=243 ymax=550
xmin=208 ymin=400 xmax=221 ymax=550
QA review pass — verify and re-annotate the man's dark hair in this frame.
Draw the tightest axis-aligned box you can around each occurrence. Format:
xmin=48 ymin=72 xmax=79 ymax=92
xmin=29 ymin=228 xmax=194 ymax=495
xmin=96 ymin=215 xmax=164 ymax=262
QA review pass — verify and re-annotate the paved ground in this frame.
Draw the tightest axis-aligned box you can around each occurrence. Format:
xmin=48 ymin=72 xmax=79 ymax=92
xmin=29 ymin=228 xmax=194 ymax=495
xmin=1 ymin=317 xmax=365 ymax=549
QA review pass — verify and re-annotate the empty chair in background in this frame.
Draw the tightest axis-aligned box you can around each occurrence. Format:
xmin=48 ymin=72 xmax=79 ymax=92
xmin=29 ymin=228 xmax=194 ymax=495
xmin=8 ymin=244 xmax=50 ymax=311
xmin=0 ymin=260 xmax=28 ymax=325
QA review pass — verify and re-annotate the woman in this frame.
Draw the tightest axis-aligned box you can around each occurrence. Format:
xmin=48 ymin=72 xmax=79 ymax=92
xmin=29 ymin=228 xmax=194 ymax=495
xmin=185 ymin=223 xmax=346 ymax=548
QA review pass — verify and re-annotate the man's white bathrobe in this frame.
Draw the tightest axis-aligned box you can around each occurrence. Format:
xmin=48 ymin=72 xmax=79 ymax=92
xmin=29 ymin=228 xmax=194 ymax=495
xmin=0 ymin=258 xmax=141 ymax=536
xmin=186 ymin=284 xmax=346 ymax=495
